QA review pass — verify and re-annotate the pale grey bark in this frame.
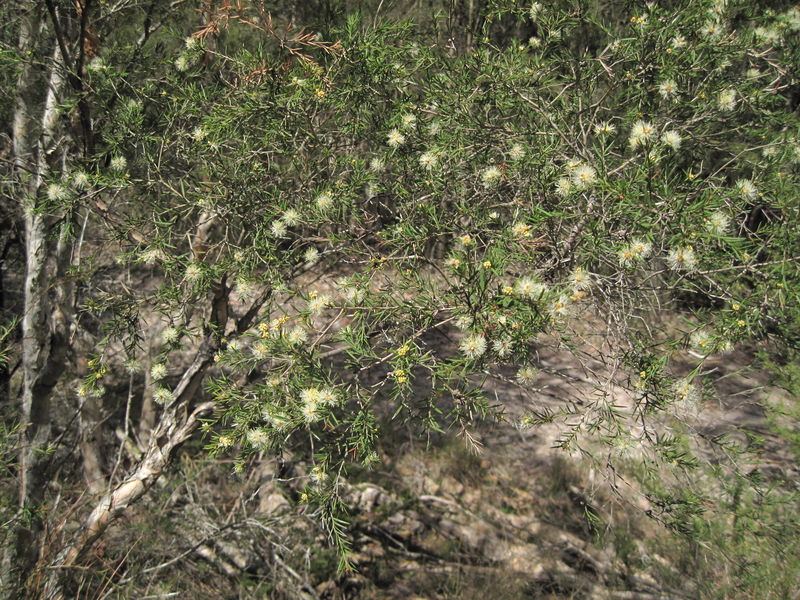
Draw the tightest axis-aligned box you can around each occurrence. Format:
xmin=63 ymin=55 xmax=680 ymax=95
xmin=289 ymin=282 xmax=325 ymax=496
xmin=18 ymin=12 xmax=69 ymax=517
xmin=3 ymin=6 xmax=50 ymax=595
xmin=44 ymin=393 xmax=218 ymax=599
xmin=2 ymin=3 xmax=77 ymax=594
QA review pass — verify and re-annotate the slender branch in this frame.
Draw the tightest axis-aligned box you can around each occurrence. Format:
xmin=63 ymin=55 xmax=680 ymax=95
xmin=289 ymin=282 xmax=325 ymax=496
xmin=43 ymin=0 xmax=95 ymax=156
xmin=43 ymin=0 xmax=73 ymax=71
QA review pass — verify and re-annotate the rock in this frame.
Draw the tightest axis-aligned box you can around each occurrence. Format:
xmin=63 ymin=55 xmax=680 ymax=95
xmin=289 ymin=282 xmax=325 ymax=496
xmin=356 ymin=484 xmax=383 ymax=512
xmin=315 ymin=580 xmax=337 ymax=595
xmin=421 ymin=475 xmax=440 ymax=495
xmin=386 ymin=511 xmax=425 ymax=539
xmin=437 ymin=517 xmax=495 ymax=554
xmin=504 ymin=513 xmax=542 ymax=536
xmin=460 ymin=489 xmax=483 ymax=506
xmin=440 ymin=475 xmax=464 ymax=497
xmin=259 ymin=491 xmax=289 ymax=514
xmin=492 ymin=541 xmax=545 ymax=574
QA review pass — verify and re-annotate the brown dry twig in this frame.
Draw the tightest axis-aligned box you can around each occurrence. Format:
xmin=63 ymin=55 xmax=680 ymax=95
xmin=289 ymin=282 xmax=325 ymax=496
xmin=193 ymin=0 xmax=341 ymax=64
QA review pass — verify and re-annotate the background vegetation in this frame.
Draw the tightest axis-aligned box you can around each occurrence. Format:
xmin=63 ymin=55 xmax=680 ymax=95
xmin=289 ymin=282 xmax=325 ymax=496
xmin=1 ymin=0 xmax=799 ymax=597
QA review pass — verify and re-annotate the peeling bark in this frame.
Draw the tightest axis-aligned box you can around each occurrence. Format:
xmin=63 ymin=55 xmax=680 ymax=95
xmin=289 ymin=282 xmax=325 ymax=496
xmin=42 ymin=281 xmax=248 ymax=598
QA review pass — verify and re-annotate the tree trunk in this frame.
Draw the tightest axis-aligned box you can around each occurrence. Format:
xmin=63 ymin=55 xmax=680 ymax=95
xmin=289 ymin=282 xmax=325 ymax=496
xmin=1 ymin=4 xmax=74 ymax=595
xmin=42 ymin=281 xmax=241 ymax=598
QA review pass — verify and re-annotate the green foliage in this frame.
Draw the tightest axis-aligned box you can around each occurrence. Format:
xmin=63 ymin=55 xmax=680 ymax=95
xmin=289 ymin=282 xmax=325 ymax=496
xmin=86 ymin=0 xmax=799 ymax=571
xmin=3 ymin=0 xmax=800 ymax=593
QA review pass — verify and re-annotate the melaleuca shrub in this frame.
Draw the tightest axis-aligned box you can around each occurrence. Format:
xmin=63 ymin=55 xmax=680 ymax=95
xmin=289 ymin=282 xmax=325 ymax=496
xmin=91 ymin=0 xmax=799 ymax=565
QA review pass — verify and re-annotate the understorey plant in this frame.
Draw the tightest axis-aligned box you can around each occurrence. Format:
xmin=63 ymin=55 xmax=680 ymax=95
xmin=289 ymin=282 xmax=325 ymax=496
xmin=1 ymin=0 xmax=799 ymax=596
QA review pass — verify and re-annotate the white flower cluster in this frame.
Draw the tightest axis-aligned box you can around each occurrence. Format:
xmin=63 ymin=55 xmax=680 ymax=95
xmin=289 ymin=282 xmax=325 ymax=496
xmin=110 ymin=155 xmax=127 ymax=172
xmin=286 ymin=326 xmax=309 ymax=345
xmin=481 ymin=165 xmax=502 ymax=187
xmin=673 ymin=377 xmax=700 ymax=417
xmin=555 ymin=158 xmax=599 ymax=196
xmin=516 ymin=366 xmax=538 ymax=385
xmin=667 ymin=246 xmax=697 ymax=271
xmin=304 ymin=247 xmax=320 ymax=266
xmin=508 ymin=143 xmax=525 ymax=160
xmin=153 ymin=387 xmax=174 ymax=405
xmin=307 ymin=292 xmax=331 ymax=314
xmin=387 ymin=128 xmax=406 ymax=148
xmin=246 ymin=428 xmax=270 ymax=450
xmin=705 ymin=211 xmax=730 ymax=236
xmin=735 ymin=179 xmax=757 ymax=200
xmin=594 ymin=121 xmax=616 ymax=136
xmin=419 ymin=150 xmax=439 ymax=169
xmin=493 ymin=338 xmax=513 ymax=358
xmin=339 ymin=278 xmax=366 ymax=305
xmin=46 ymin=183 xmax=69 ymax=202
xmin=151 ymin=363 xmax=167 ymax=381
xmin=72 ymin=171 xmax=91 ymax=190
xmin=568 ymin=267 xmax=593 ymax=291
xmin=299 ymin=386 xmax=338 ymax=423
xmin=315 ymin=191 xmax=333 ymax=211
xmin=514 ymin=276 xmax=548 ymax=299
xmin=718 ymin=89 xmax=736 ymax=111
xmin=617 ymin=239 xmax=652 ymax=267
xmin=629 ymin=120 xmax=656 ymax=149
xmin=571 ymin=164 xmax=597 ymax=189
xmin=661 ymin=130 xmax=682 ymax=151
xmin=658 ymin=79 xmax=678 ymax=99
xmin=690 ymin=329 xmax=714 ymax=354
xmin=459 ymin=333 xmax=487 ymax=359
xmin=184 ymin=262 xmax=203 ymax=282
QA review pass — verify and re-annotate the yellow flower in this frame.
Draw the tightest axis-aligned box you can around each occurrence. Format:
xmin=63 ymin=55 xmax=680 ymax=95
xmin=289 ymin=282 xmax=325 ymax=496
xmin=570 ymin=290 xmax=586 ymax=302
xmin=512 ymin=222 xmax=531 ymax=238
xmin=396 ymin=345 xmax=410 ymax=357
